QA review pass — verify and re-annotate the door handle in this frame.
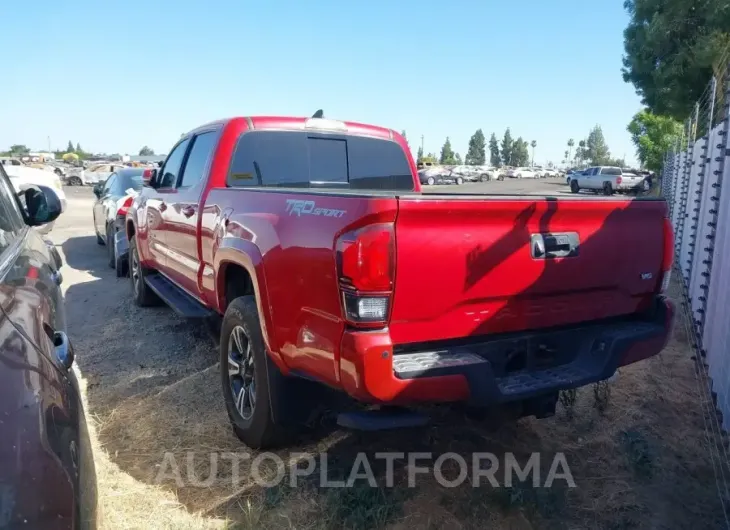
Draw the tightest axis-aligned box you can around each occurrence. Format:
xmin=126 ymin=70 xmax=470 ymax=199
xmin=531 ymin=232 xmax=579 ymax=259
xmin=182 ymin=205 xmax=196 ymax=218
xmin=159 ymin=202 xmax=167 ymax=212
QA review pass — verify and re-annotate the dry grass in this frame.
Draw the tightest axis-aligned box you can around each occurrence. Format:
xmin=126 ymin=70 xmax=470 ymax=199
xmin=74 ymin=280 xmax=727 ymax=530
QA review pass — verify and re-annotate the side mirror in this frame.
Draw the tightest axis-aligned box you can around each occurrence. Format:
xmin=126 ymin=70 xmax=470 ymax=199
xmin=20 ymin=186 xmax=62 ymax=227
xmin=142 ymin=168 xmax=157 ymax=187
xmin=93 ymin=183 xmax=103 ymax=198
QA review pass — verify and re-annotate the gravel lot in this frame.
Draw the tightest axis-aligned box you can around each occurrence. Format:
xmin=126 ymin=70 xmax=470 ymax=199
xmin=49 ymin=182 xmax=725 ymax=529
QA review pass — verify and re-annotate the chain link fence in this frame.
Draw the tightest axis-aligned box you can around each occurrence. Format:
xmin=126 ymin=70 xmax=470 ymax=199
xmin=661 ymin=51 xmax=730 ymax=517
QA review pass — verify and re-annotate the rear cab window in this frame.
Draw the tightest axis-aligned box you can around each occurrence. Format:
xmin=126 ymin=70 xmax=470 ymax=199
xmin=227 ymin=130 xmax=414 ymax=191
xmin=600 ymin=167 xmax=622 ymax=176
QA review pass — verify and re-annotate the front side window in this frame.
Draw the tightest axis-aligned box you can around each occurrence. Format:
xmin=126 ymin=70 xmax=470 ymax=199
xmin=159 ymin=139 xmax=191 ymax=188
xmin=103 ymin=174 xmax=116 ymax=194
xmin=179 ymin=131 xmax=218 ymax=188
xmin=0 ymin=168 xmax=26 ymax=254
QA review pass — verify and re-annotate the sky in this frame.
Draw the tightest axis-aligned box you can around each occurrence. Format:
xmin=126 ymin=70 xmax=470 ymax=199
xmin=2 ymin=1 xmax=642 ymax=166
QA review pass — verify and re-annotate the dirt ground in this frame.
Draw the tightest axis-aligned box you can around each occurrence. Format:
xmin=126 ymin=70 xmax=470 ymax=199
xmin=52 ymin=186 xmax=728 ymax=529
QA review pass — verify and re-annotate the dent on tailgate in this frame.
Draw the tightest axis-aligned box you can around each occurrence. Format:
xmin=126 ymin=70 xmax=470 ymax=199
xmin=389 ymin=197 xmax=666 ymax=345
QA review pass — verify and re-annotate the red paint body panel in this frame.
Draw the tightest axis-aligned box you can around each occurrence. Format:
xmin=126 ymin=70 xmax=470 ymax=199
xmin=128 ymin=114 xmax=672 ymax=406
xmin=389 ymin=197 xmax=666 ymax=345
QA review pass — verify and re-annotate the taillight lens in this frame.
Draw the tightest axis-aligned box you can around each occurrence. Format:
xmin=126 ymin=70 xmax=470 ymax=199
xmin=336 ymin=223 xmax=395 ymax=325
xmin=616 ymin=176 xmax=622 ymax=185
xmin=117 ymin=196 xmax=134 ymax=217
xmin=660 ymin=217 xmax=674 ymax=292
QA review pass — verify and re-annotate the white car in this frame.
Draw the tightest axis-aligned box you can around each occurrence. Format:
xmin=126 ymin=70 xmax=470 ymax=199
xmin=70 ymin=162 xmax=126 ymax=186
xmin=3 ymin=165 xmax=67 ymax=233
xmin=505 ymin=167 xmax=537 ymax=179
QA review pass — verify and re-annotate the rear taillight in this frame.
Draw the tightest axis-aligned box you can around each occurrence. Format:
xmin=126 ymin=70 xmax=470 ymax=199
xmin=660 ymin=217 xmax=674 ymax=292
xmin=336 ymin=223 xmax=395 ymax=326
xmin=616 ymin=176 xmax=622 ymax=185
xmin=117 ymin=196 xmax=134 ymax=217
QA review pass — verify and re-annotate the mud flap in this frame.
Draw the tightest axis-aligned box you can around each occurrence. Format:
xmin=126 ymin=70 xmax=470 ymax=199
xmin=114 ymin=230 xmax=129 ymax=264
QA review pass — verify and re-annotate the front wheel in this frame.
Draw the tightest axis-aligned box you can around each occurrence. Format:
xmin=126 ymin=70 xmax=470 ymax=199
xmin=426 ymin=177 xmax=435 ymax=185
xmin=68 ymin=176 xmax=83 ymax=186
xmin=455 ymin=176 xmax=463 ymax=185
xmin=570 ymin=180 xmax=579 ymax=193
xmin=480 ymin=174 xmax=490 ymax=182
xmin=497 ymin=174 xmax=504 ymax=181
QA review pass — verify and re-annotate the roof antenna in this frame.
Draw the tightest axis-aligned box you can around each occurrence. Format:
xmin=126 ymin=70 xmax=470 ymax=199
xmin=312 ymin=109 xmax=324 ymax=119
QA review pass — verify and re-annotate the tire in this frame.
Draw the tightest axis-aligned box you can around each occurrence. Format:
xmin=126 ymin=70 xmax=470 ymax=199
xmin=129 ymin=236 xmax=159 ymax=306
xmin=68 ymin=176 xmax=82 ymax=186
xmin=498 ymin=174 xmax=504 ymax=181
xmin=455 ymin=177 xmax=463 ymax=185
xmin=480 ymin=174 xmax=490 ymax=182
xmin=603 ymin=182 xmax=613 ymax=196
xmin=427 ymin=177 xmax=435 ymax=185
xmin=642 ymin=178 xmax=652 ymax=192
xmin=221 ymin=296 xmax=284 ymax=449
xmin=570 ymin=180 xmax=579 ymax=193
xmin=106 ymin=225 xmax=115 ymax=269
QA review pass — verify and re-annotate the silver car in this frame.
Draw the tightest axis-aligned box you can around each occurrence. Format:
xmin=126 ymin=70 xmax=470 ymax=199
xmin=570 ymin=166 xmax=648 ymax=195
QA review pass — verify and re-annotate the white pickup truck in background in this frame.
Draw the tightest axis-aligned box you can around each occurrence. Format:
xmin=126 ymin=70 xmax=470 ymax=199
xmin=570 ymin=166 xmax=649 ymax=195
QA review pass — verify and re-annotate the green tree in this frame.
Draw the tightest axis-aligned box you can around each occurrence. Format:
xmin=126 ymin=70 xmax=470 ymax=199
xmin=139 ymin=146 xmax=155 ymax=156
xmin=627 ymin=110 xmax=683 ymax=172
xmin=465 ymin=129 xmax=486 ymax=165
xmin=76 ymin=142 xmax=82 ymax=153
xmin=440 ymin=137 xmax=456 ymax=164
xmin=585 ymin=126 xmax=610 ymax=165
xmin=66 ymin=141 xmax=74 ymax=153
xmin=530 ymin=140 xmax=537 ymax=166
xmin=489 ymin=133 xmax=500 ymax=166
xmin=576 ymin=139 xmax=586 ymax=165
xmin=501 ymin=128 xmax=514 ymax=166
xmin=567 ymin=138 xmax=574 ymax=161
xmin=454 ymin=152 xmax=463 ymax=165
xmin=512 ymin=137 xmax=530 ymax=166
xmin=622 ymin=0 xmax=730 ymax=119
xmin=8 ymin=144 xmax=30 ymax=156
xmin=416 ymin=144 xmax=424 ymax=162
xmin=564 ymin=150 xmax=569 ymax=163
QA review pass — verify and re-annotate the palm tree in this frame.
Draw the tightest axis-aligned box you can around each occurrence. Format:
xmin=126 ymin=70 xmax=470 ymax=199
xmin=577 ymin=139 xmax=586 ymax=165
xmin=567 ymin=138 xmax=574 ymax=162
xmin=530 ymin=140 xmax=537 ymax=166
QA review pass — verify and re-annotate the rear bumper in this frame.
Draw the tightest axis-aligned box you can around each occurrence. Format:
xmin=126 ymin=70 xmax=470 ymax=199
xmin=338 ymin=297 xmax=674 ymax=406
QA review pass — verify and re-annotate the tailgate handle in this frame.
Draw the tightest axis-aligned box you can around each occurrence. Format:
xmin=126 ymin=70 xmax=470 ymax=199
xmin=531 ymin=232 xmax=579 ymax=259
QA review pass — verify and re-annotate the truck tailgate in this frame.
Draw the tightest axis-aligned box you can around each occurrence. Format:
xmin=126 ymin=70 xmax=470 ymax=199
xmin=389 ymin=196 xmax=666 ymax=345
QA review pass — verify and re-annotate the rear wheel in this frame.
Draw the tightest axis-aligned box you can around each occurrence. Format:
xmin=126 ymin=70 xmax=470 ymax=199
xmin=129 ymin=236 xmax=159 ymax=306
xmin=455 ymin=176 xmax=463 ymax=185
xmin=497 ymin=174 xmax=504 ymax=181
xmin=106 ymin=225 xmax=115 ymax=269
xmin=603 ymin=182 xmax=613 ymax=196
xmin=221 ymin=296 xmax=286 ymax=449
xmin=480 ymin=174 xmax=490 ymax=182
xmin=68 ymin=176 xmax=82 ymax=186
xmin=642 ymin=178 xmax=651 ymax=192
xmin=570 ymin=179 xmax=579 ymax=193
xmin=426 ymin=177 xmax=435 ymax=185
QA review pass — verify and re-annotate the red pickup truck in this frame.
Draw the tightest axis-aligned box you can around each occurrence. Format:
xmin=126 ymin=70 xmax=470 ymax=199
xmin=125 ymin=115 xmax=675 ymax=448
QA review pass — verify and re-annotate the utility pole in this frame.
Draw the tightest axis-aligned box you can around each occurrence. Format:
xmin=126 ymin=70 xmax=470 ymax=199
xmin=420 ymin=135 xmax=424 ymax=156
xmin=47 ymin=136 xmax=51 ymax=153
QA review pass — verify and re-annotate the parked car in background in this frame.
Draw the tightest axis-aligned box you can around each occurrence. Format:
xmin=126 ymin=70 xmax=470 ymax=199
xmin=125 ymin=114 xmax=674 ymax=450
xmin=66 ymin=163 xmax=125 ymax=186
xmin=571 ymin=166 xmax=649 ymax=195
xmin=505 ymin=166 xmax=537 ymax=178
xmin=0 ymin=164 xmax=97 ymax=529
xmin=419 ymin=167 xmax=455 ymax=185
xmin=4 ymin=164 xmax=67 ymax=235
xmin=532 ymin=166 xmax=547 ymax=178
xmin=92 ymin=168 xmax=145 ymax=274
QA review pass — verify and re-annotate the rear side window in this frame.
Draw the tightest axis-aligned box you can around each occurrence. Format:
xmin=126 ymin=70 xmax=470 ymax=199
xmin=600 ymin=167 xmax=622 ymax=175
xmin=227 ymin=130 xmax=413 ymax=191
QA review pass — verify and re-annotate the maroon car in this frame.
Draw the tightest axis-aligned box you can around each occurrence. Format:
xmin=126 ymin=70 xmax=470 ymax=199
xmin=0 ymin=165 xmax=96 ymax=529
